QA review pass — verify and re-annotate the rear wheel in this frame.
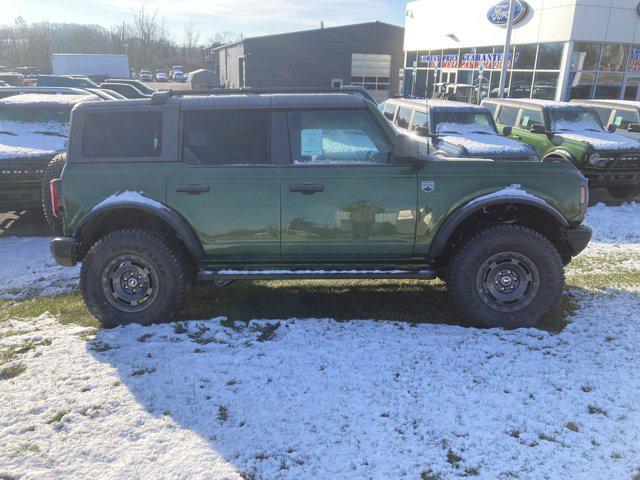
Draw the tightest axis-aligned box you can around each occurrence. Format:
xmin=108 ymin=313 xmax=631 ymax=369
xmin=81 ymin=229 xmax=189 ymax=328
xmin=446 ymin=224 xmax=564 ymax=329
xmin=41 ymin=153 xmax=66 ymax=235
xmin=606 ymin=185 xmax=640 ymax=199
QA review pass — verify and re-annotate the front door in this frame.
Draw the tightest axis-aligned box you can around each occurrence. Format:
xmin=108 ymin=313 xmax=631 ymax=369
xmin=280 ymin=108 xmax=417 ymax=261
xmin=623 ymin=75 xmax=640 ymax=101
xmin=167 ymin=108 xmax=280 ymax=260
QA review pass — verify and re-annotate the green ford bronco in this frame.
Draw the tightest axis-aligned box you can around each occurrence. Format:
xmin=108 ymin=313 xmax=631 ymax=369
xmin=50 ymin=88 xmax=591 ymax=329
xmin=483 ymin=98 xmax=640 ymax=199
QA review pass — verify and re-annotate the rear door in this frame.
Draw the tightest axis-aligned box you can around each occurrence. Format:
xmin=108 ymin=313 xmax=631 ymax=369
xmin=167 ymin=103 xmax=280 ymax=260
xmin=279 ymin=107 xmax=417 ymax=260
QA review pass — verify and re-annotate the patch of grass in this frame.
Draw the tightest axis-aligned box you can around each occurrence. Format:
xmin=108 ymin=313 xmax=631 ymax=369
xmin=538 ymin=433 xmax=558 ymax=443
xmin=0 ymin=363 xmax=26 ymax=380
xmin=131 ymin=366 xmax=156 ymax=377
xmin=588 ymin=405 xmax=608 ymax=416
xmin=238 ymin=472 xmax=256 ymax=480
xmin=446 ymin=450 xmax=463 ymax=466
xmin=46 ymin=409 xmax=70 ymax=424
xmin=0 ymin=294 xmax=96 ymax=328
xmin=566 ymin=422 xmax=579 ymax=432
xmin=218 ymin=405 xmax=228 ymax=422
xmin=16 ymin=443 xmax=40 ymax=454
xmin=254 ymin=322 xmax=280 ymax=342
xmin=138 ymin=333 xmax=153 ymax=342
xmin=463 ymin=467 xmax=480 ymax=477
xmin=420 ymin=469 xmax=443 ymax=480
xmin=506 ymin=429 xmax=520 ymax=439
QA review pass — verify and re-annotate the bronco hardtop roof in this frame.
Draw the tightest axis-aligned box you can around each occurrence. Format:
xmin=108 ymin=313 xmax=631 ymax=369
xmin=571 ymin=99 xmax=640 ymax=109
xmin=483 ymin=98 xmax=592 ymax=111
xmin=387 ymin=97 xmax=490 ymax=112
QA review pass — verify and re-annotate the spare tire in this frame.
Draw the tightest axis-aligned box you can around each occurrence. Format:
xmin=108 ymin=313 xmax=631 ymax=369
xmin=41 ymin=153 xmax=66 ymax=235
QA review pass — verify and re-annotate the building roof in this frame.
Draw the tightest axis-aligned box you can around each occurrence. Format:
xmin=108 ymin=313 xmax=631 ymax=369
xmin=209 ymin=21 xmax=403 ymax=52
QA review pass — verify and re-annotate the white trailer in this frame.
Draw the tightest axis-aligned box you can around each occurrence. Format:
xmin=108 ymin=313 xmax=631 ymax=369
xmin=51 ymin=54 xmax=130 ymax=78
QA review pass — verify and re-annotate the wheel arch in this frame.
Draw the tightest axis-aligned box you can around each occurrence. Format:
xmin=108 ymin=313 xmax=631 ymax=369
xmin=74 ymin=202 xmax=205 ymax=262
xmin=543 ymin=149 xmax=580 ymax=168
xmin=428 ymin=196 xmax=571 ymax=265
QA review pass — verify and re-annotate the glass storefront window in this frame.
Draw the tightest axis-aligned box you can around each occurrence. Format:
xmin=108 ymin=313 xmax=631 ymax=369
xmin=594 ymin=73 xmax=624 ymax=99
xmin=569 ymin=71 xmax=596 ymax=99
xmin=510 ymin=71 xmax=533 ymax=98
xmin=537 ymin=43 xmax=564 ymax=70
xmin=532 ymin=72 xmax=558 ymax=100
xmin=405 ymin=51 xmax=417 ymax=68
xmin=624 ymin=76 xmax=640 ymax=100
xmin=514 ymin=44 xmax=537 ymax=70
xmin=571 ymin=43 xmax=601 ymax=71
xmin=599 ymin=44 xmax=628 ymax=71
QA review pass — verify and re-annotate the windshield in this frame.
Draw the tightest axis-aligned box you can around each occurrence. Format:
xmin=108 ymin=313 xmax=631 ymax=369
xmin=432 ymin=111 xmax=498 ymax=135
xmin=549 ymin=108 xmax=604 ymax=133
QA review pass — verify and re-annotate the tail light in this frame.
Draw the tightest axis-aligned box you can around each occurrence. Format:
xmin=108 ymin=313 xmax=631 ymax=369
xmin=50 ymin=179 xmax=62 ymax=216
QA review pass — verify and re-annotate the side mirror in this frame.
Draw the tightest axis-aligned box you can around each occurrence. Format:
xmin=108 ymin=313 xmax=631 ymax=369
xmin=607 ymin=123 xmax=617 ymax=133
xmin=502 ymin=126 xmax=512 ymax=136
xmin=628 ymin=123 xmax=640 ymax=133
xmin=530 ymin=124 xmax=547 ymax=135
xmin=413 ymin=126 xmax=430 ymax=138
xmin=393 ymin=133 xmax=429 ymax=167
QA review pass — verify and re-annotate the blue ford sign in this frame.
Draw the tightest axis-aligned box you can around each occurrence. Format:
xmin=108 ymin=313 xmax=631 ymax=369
xmin=487 ymin=0 xmax=528 ymax=25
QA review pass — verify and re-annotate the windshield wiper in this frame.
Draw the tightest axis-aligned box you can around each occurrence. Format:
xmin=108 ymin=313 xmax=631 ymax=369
xmin=33 ymin=131 xmax=67 ymax=138
xmin=471 ymin=130 xmax=491 ymax=135
xmin=0 ymin=131 xmax=17 ymax=136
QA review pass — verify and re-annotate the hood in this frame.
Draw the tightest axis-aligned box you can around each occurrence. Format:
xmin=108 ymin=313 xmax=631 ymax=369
xmin=557 ymin=130 xmax=640 ymax=151
xmin=438 ymin=133 xmax=537 ymax=157
xmin=0 ymin=121 xmax=68 ymax=161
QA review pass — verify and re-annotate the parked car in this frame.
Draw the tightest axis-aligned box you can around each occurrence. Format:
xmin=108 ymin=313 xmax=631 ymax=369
xmin=380 ymin=98 xmax=539 ymax=161
xmin=83 ymin=88 xmax=126 ymax=100
xmin=170 ymin=66 xmax=184 ymax=77
xmin=571 ymin=99 xmax=640 ymax=141
xmin=0 ymin=86 xmax=94 ymax=100
xmin=0 ymin=93 xmax=98 ymax=230
xmin=172 ymin=71 xmax=186 ymax=82
xmin=0 ymin=73 xmax=24 ymax=86
xmin=49 ymin=88 xmax=591 ymax=330
xmin=86 ymin=73 xmax=110 ymax=85
xmin=155 ymin=72 xmax=169 ymax=82
xmin=139 ymin=70 xmax=153 ymax=82
xmin=99 ymin=82 xmax=149 ymax=99
xmin=484 ymin=98 xmax=640 ymax=199
xmin=36 ymin=75 xmax=98 ymax=88
xmin=106 ymin=79 xmax=155 ymax=95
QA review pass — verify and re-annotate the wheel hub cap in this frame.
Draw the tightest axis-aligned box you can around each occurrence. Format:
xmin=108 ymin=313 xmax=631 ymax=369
xmin=101 ymin=255 xmax=159 ymax=313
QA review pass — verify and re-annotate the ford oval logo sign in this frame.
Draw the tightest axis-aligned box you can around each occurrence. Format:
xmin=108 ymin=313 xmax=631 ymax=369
xmin=487 ymin=0 xmax=528 ymax=26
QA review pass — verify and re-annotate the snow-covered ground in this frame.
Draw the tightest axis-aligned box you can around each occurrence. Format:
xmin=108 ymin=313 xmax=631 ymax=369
xmin=0 ymin=202 xmax=639 ymax=480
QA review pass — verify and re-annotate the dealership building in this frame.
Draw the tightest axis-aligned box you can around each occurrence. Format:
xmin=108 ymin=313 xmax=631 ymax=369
xmin=403 ymin=0 xmax=640 ymax=101
xmin=204 ymin=22 xmax=404 ymax=102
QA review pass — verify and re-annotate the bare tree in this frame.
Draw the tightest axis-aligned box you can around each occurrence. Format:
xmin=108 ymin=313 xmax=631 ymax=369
xmin=131 ymin=5 xmax=167 ymax=69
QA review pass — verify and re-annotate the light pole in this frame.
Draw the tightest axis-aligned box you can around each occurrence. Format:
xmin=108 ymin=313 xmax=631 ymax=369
xmin=497 ymin=0 xmax=516 ymax=98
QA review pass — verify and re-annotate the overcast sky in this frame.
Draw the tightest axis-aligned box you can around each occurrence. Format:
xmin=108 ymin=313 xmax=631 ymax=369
xmin=6 ymin=0 xmax=407 ymax=42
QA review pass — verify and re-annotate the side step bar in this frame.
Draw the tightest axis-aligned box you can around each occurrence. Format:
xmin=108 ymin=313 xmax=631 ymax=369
xmin=198 ymin=269 xmax=436 ymax=281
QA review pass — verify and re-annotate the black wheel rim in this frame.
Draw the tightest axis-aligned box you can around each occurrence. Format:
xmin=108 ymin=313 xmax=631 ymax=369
xmin=476 ymin=251 xmax=540 ymax=313
xmin=101 ymin=255 xmax=159 ymax=313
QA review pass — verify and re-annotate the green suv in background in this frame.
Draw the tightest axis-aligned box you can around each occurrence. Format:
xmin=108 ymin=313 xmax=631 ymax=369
xmin=49 ymin=88 xmax=591 ymax=330
xmin=483 ymin=98 xmax=640 ymax=199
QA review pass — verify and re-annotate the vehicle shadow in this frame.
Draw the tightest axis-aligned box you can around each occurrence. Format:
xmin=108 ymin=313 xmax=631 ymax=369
xmin=0 ymin=208 xmax=50 ymax=237
xmin=84 ymin=285 xmax=618 ymax=478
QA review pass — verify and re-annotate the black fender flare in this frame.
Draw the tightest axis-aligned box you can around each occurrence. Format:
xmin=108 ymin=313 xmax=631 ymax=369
xmin=543 ymin=149 xmax=579 ymax=168
xmin=428 ymin=194 xmax=569 ymax=258
xmin=74 ymin=201 xmax=205 ymax=260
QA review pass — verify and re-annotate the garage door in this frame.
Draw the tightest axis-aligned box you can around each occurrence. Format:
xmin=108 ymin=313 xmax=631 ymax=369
xmin=351 ymin=53 xmax=391 ymax=103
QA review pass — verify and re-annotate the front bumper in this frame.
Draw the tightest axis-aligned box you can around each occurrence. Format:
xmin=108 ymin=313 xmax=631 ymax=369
xmin=50 ymin=237 xmax=77 ymax=267
xmin=566 ymin=225 xmax=592 ymax=256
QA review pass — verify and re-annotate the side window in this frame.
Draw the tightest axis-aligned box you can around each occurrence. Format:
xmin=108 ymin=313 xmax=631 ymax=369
xmin=410 ymin=110 xmax=428 ymax=132
xmin=287 ymin=109 xmax=391 ymax=165
xmin=82 ymin=111 xmax=162 ymax=158
xmin=497 ymin=105 xmax=519 ymax=127
xmin=483 ymin=102 xmax=497 ymax=116
xmin=395 ymin=107 xmax=412 ymax=130
xmin=612 ymin=109 xmax=639 ymax=129
xmin=182 ymin=110 xmax=270 ymax=165
xmin=519 ymin=108 xmax=543 ymax=130
xmin=383 ymin=102 xmax=397 ymax=121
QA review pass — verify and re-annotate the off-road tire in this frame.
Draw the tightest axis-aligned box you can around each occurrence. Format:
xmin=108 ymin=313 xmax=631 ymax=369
xmin=446 ymin=224 xmax=564 ymax=329
xmin=81 ymin=229 xmax=189 ymax=328
xmin=41 ymin=153 xmax=66 ymax=235
xmin=606 ymin=185 xmax=640 ymax=200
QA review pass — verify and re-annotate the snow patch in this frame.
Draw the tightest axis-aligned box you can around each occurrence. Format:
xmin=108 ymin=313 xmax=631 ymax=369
xmin=91 ymin=191 xmax=168 ymax=212
xmin=0 ymin=120 xmax=68 ymax=159
xmin=467 ymin=184 xmax=542 ymax=207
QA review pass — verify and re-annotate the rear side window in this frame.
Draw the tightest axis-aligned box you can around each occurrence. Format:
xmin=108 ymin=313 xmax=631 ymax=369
xmin=612 ymin=109 xmax=639 ymax=129
xmin=81 ymin=111 xmax=162 ymax=158
xmin=410 ymin=111 xmax=428 ymax=131
xmin=519 ymin=108 xmax=543 ymax=129
xmin=383 ymin=102 xmax=397 ymax=120
xmin=497 ymin=105 xmax=519 ymax=127
xmin=182 ymin=110 xmax=270 ymax=165
xmin=287 ymin=109 xmax=391 ymax=165
xmin=395 ymin=107 xmax=413 ymax=130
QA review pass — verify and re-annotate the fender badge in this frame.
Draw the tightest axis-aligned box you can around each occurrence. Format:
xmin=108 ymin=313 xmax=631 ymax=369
xmin=421 ymin=181 xmax=435 ymax=193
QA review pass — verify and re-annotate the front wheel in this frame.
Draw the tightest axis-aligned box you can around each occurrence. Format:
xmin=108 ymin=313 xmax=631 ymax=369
xmin=446 ymin=225 xmax=564 ymax=329
xmin=606 ymin=185 xmax=640 ymax=199
xmin=81 ymin=229 xmax=189 ymax=328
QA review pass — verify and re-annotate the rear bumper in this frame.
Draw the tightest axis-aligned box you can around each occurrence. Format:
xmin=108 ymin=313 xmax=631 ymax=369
xmin=50 ymin=237 xmax=77 ymax=267
xmin=566 ymin=225 xmax=592 ymax=256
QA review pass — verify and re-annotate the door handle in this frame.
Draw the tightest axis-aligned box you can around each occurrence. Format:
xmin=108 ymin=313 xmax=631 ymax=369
xmin=512 ymin=135 xmax=521 ymax=140
xmin=176 ymin=184 xmax=210 ymax=194
xmin=289 ymin=184 xmax=325 ymax=194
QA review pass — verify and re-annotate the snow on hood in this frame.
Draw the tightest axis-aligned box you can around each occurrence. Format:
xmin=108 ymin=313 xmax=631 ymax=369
xmin=0 ymin=120 xmax=68 ymax=160
xmin=436 ymin=123 xmax=536 ymax=156
xmin=0 ymin=93 xmax=95 ymax=106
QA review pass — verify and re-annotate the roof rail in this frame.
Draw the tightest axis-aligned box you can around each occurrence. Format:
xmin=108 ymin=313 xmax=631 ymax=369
xmin=150 ymin=85 xmax=376 ymax=105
